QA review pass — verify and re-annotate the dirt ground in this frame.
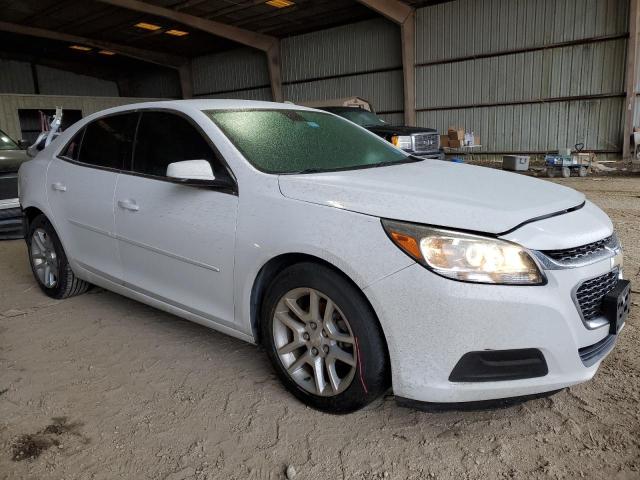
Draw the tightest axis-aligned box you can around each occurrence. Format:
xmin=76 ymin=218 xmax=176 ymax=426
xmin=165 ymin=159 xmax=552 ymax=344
xmin=1 ymin=176 xmax=639 ymax=480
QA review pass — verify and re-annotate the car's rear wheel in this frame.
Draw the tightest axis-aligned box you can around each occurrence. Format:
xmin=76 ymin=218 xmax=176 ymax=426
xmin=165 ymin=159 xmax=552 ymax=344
xmin=261 ymin=262 xmax=390 ymax=413
xmin=27 ymin=215 xmax=90 ymax=299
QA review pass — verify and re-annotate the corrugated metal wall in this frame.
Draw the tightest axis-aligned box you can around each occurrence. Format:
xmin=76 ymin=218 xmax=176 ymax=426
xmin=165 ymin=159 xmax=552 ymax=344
xmin=126 ymin=70 xmax=181 ymax=99
xmin=283 ymin=70 xmax=403 ymax=113
xmin=192 ymin=47 xmax=270 ymax=99
xmin=190 ymin=18 xmax=403 ymax=113
xmin=281 ymin=18 xmax=401 ymax=81
xmin=36 ymin=65 xmax=119 ymax=97
xmin=0 ymin=94 xmax=159 ymax=141
xmin=416 ymin=0 xmax=628 ymax=62
xmin=0 ymin=59 xmax=35 ymax=94
xmin=0 ymin=59 xmax=119 ymax=97
xmin=415 ymin=0 xmax=629 ymax=153
xmin=281 ymin=18 xmax=402 ymax=114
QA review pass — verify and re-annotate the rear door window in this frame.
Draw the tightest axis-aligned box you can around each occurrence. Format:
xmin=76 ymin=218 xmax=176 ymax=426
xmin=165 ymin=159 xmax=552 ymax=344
xmin=132 ymin=111 xmax=220 ymax=178
xmin=78 ymin=113 xmax=138 ymax=170
xmin=60 ymin=129 xmax=84 ymax=161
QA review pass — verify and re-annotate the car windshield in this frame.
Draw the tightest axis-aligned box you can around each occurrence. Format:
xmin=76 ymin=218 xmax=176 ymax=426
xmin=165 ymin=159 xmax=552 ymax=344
xmin=0 ymin=129 xmax=18 ymax=151
xmin=205 ymin=109 xmax=411 ymax=174
xmin=333 ymin=109 xmax=387 ymax=127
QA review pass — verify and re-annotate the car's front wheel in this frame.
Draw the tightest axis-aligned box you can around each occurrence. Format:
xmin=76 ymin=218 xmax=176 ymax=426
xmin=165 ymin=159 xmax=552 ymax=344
xmin=261 ymin=262 xmax=390 ymax=413
xmin=27 ymin=214 xmax=90 ymax=299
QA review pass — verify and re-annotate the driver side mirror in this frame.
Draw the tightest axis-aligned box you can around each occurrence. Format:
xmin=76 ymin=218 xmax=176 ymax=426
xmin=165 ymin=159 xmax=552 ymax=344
xmin=18 ymin=139 xmax=30 ymax=150
xmin=166 ymin=160 xmax=215 ymax=182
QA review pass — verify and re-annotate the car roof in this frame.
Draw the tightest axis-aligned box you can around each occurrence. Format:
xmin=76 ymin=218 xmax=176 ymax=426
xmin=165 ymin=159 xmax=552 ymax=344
xmin=86 ymin=99 xmax=319 ymax=120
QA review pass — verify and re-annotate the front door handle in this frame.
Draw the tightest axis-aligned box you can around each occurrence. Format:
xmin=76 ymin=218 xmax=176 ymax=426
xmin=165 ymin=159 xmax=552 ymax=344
xmin=51 ymin=182 xmax=67 ymax=192
xmin=117 ymin=199 xmax=139 ymax=212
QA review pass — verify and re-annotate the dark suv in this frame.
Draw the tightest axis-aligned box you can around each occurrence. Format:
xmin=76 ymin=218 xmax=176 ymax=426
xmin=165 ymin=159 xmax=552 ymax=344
xmin=320 ymin=107 xmax=443 ymax=159
xmin=0 ymin=128 xmax=28 ymax=239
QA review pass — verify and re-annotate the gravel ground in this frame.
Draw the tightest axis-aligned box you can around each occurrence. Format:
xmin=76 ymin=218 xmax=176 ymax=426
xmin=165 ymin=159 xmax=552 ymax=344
xmin=1 ymin=176 xmax=639 ymax=480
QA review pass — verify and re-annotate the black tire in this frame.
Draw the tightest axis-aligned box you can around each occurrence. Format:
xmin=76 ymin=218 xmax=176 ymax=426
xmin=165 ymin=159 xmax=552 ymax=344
xmin=27 ymin=215 xmax=90 ymax=299
xmin=261 ymin=262 xmax=390 ymax=414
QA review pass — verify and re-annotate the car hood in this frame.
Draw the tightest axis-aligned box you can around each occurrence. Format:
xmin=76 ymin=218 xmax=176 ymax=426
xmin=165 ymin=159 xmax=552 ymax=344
xmin=0 ymin=149 xmax=29 ymax=173
xmin=278 ymin=160 xmax=585 ymax=235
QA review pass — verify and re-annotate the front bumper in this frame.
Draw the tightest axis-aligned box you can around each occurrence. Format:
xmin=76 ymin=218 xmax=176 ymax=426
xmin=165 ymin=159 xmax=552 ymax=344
xmin=364 ymin=255 xmax=622 ymax=403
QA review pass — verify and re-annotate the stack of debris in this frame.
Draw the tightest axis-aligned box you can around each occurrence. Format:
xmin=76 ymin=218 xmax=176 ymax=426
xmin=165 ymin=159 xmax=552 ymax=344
xmin=441 ymin=127 xmax=479 ymax=148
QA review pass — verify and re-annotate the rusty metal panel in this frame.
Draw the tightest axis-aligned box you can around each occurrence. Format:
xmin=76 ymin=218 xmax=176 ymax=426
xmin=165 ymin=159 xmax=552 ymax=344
xmin=281 ymin=18 xmax=401 ymax=83
xmin=416 ymin=0 xmax=629 ymax=64
xmin=283 ymin=70 xmax=403 ymax=113
xmin=192 ymin=48 xmax=269 ymax=96
xmin=417 ymin=97 xmax=623 ymax=152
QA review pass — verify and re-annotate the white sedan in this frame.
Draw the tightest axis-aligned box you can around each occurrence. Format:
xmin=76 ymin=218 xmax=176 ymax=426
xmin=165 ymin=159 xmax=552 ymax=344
xmin=18 ymin=100 xmax=630 ymax=413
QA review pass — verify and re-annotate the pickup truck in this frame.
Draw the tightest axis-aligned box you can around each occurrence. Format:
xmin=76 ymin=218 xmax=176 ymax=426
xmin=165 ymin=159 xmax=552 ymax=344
xmin=320 ymin=106 xmax=443 ymax=160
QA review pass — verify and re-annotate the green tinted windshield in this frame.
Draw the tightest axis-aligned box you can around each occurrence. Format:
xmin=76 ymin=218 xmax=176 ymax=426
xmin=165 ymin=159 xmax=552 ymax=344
xmin=0 ymin=129 xmax=18 ymax=151
xmin=334 ymin=109 xmax=387 ymax=127
xmin=205 ymin=109 xmax=409 ymax=174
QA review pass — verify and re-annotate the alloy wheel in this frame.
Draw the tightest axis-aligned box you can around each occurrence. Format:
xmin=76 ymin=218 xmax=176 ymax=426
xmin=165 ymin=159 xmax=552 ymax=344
xmin=272 ymin=287 xmax=357 ymax=397
xmin=30 ymin=228 xmax=59 ymax=288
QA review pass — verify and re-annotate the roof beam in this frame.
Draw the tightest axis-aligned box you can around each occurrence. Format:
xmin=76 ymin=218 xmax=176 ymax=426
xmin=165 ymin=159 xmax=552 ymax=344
xmin=356 ymin=0 xmax=416 ymax=125
xmin=95 ymin=0 xmax=277 ymax=51
xmin=0 ymin=21 xmax=186 ymax=69
xmin=94 ymin=0 xmax=283 ymax=102
xmin=0 ymin=20 xmax=193 ymax=99
xmin=355 ymin=0 xmax=413 ymax=24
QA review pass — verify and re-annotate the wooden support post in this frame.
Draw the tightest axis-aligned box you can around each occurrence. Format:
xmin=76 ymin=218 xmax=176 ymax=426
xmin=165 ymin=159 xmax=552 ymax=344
xmin=623 ymin=0 xmax=640 ymax=159
xmin=267 ymin=42 xmax=283 ymax=102
xmin=401 ymin=11 xmax=416 ymax=126
xmin=179 ymin=62 xmax=194 ymax=99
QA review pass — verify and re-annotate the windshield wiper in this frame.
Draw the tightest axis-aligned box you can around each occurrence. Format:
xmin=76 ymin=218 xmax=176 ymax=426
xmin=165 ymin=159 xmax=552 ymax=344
xmin=289 ymin=168 xmax=327 ymax=174
xmin=370 ymin=156 xmax=423 ymax=169
xmin=288 ymin=156 xmax=423 ymax=175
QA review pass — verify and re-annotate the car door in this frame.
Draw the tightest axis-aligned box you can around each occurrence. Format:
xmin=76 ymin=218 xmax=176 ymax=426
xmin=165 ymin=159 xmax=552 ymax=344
xmin=47 ymin=113 xmax=137 ymax=281
xmin=114 ymin=110 xmax=239 ymax=328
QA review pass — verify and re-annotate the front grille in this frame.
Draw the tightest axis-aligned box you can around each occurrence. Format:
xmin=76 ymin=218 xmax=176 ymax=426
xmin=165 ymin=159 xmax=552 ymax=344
xmin=576 ymin=270 xmax=619 ymax=321
xmin=543 ymin=235 xmax=612 ymax=262
xmin=412 ymin=133 xmax=439 ymax=152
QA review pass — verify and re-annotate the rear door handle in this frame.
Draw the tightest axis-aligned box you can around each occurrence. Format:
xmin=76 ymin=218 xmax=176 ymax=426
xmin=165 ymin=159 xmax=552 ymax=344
xmin=51 ymin=182 xmax=67 ymax=192
xmin=117 ymin=199 xmax=139 ymax=212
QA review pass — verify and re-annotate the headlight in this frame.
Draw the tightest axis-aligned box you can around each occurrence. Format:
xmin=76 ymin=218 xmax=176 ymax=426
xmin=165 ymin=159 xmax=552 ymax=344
xmin=391 ymin=135 xmax=412 ymax=150
xmin=382 ymin=219 xmax=545 ymax=285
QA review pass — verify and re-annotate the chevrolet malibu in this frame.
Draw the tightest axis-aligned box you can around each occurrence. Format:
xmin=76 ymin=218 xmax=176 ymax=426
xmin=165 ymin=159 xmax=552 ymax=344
xmin=18 ymin=100 xmax=630 ymax=413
